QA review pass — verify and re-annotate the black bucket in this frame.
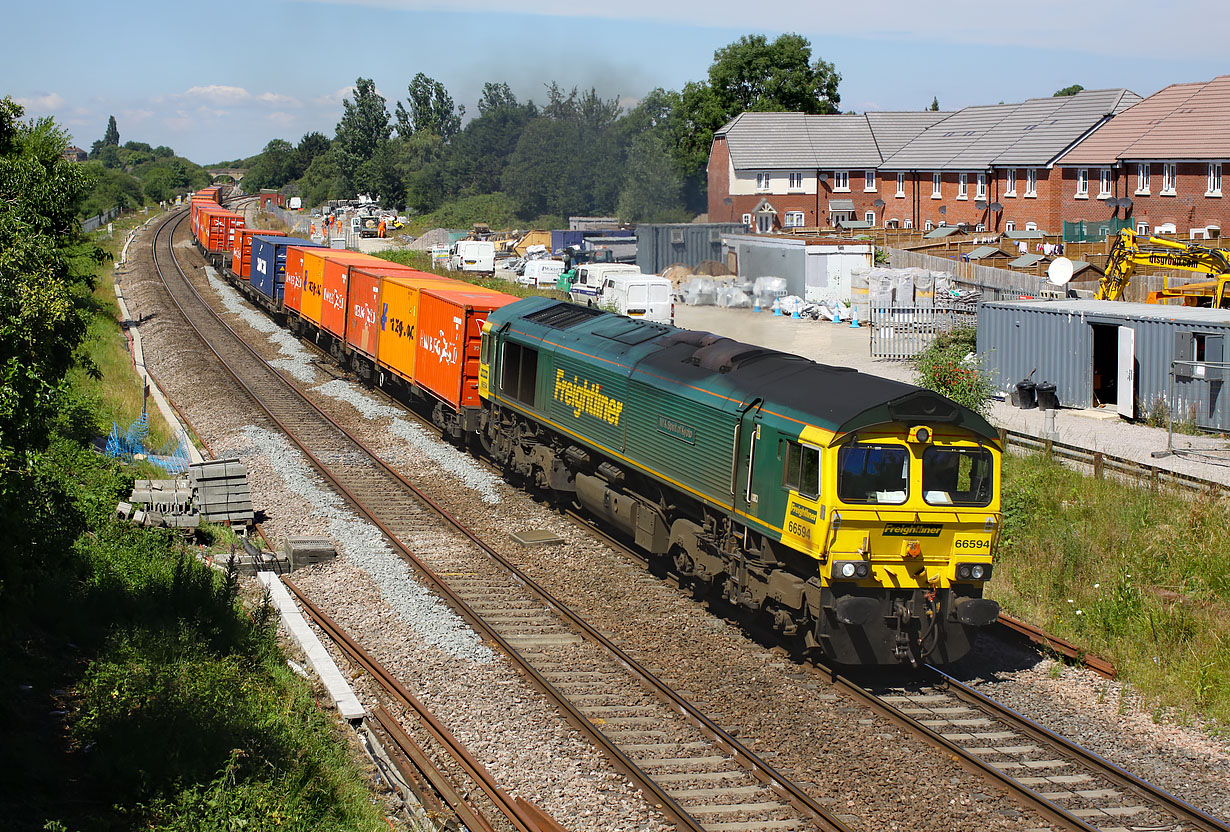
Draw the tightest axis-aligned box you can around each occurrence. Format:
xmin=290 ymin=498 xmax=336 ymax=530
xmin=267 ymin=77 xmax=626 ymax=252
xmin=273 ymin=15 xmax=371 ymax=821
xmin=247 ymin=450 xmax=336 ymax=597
xmin=1015 ymin=379 xmax=1037 ymax=409
xmin=1035 ymin=381 xmax=1058 ymax=411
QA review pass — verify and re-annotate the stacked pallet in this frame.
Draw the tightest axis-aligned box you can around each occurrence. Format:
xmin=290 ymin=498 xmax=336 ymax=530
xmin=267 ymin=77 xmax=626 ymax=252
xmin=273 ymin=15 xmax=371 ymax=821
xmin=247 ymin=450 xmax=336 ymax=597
xmin=189 ymin=458 xmax=254 ymax=526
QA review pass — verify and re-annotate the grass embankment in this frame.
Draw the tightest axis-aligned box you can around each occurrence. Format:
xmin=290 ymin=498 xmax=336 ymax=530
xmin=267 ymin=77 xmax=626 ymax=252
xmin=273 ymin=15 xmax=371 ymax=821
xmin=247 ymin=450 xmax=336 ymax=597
xmin=0 ymin=215 xmax=389 ymax=830
xmin=996 ymin=451 xmax=1230 ymax=725
xmin=375 ymin=248 xmax=566 ymax=300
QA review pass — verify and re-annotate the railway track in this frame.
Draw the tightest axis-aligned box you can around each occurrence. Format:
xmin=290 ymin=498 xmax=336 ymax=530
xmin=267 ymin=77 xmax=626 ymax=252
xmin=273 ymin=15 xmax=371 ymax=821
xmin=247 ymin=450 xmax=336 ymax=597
xmin=151 ymin=208 xmax=854 ymax=832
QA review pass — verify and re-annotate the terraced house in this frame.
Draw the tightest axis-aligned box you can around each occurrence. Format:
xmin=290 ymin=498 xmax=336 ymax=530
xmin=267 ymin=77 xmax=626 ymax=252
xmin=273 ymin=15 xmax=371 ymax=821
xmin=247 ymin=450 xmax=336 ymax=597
xmin=1055 ymin=76 xmax=1230 ymax=240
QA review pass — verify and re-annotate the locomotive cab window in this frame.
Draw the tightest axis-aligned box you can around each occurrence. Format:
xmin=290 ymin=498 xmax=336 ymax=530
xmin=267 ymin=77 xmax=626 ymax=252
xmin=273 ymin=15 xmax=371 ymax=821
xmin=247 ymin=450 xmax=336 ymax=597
xmin=837 ymin=444 xmax=908 ymax=504
xmin=480 ymin=332 xmax=491 ymax=365
xmin=500 ymin=341 xmax=538 ymax=407
xmin=781 ymin=440 xmax=820 ymax=497
xmin=922 ymin=446 xmax=993 ymax=506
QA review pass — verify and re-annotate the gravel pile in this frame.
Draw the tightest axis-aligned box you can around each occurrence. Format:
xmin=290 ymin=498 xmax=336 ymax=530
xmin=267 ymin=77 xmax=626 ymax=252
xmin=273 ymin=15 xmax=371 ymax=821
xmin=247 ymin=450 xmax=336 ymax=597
xmin=408 ymin=228 xmax=452 ymax=251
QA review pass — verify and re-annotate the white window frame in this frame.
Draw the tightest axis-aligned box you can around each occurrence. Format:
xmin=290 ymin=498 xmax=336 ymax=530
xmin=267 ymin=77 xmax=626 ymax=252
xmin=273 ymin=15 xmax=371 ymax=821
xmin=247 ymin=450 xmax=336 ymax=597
xmin=924 ymin=220 xmax=934 ymax=231
xmin=756 ymin=172 xmax=771 ymax=191
xmin=1208 ymin=163 xmax=1222 ymax=196
xmin=1137 ymin=222 xmax=1149 ymax=234
xmin=957 ymin=173 xmax=968 ymax=200
xmin=1076 ymin=168 xmax=1089 ymax=197
xmin=832 ymin=170 xmax=850 ymax=192
xmin=1136 ymin=163 xmax=1150 ymax=195
xmin=975 ymin=223 xmax=985 ymax=232
xmin=931 ymin=172 xmax=942 ymax=198
xmin=756 ymin=212 xmax=773 ymax=233
xmin=1162 ymin=163 xmax=1177 ymax=195
xmin=976 ymin=173 xmax=987 ymax=200
xmin=784 ymin=211 xmax=805 ymax=228
xmin=1156 ymin=222 xmax=1177 ymax=234
xmin=741 ymin=213 xmax=752 ymax=228
xmin=903 ymin=218 xmax=913 ymax=229
xmin=1098 ymin=168 xmax=1112 ymax=198
xmin=864 ymin=210 xmax=875 ymax=224
xmin=1005 ymin=220 xmax=1016 ymax=232
xmin=887 ymin=218 xmax=899 ymax=228
xmin=895 ymin=172 xmax=905 ymax=197
xmin=864 ymin=169 xmax=877 ymax=192
xmin=1025 ymin=168 xmax=1037 ymax=197
xmin=788 ymin=171 xmax=804 ymax=191
xmin=1025 ymin=221 xmax=1038 ymax=231
xmin=1005 ymin=168 xmax=1017 ymax=197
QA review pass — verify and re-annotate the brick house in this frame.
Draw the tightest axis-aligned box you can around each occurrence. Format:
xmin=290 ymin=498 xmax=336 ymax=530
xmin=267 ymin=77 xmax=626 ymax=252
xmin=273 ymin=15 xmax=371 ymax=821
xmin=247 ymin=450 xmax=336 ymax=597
xmin=1056 ymin=76 xmax=1230 ymax=239
xmin=61 ymin=146 xmax=87 ymax=162
xmin=707 ymin=112 xmax=947 ymax=232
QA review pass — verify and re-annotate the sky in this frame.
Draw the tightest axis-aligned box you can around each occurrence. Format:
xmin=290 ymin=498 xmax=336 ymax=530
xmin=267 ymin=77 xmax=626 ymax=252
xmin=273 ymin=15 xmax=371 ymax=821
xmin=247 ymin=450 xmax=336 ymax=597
xmin=6 ymin=0 xmax=1225 ymax=165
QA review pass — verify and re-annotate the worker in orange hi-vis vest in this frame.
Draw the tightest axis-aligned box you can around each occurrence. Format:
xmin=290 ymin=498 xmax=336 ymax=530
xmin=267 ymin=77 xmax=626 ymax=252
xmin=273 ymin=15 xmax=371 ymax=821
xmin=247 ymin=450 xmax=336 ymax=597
xmin=377 ymin=218 xmax=386 ymax=238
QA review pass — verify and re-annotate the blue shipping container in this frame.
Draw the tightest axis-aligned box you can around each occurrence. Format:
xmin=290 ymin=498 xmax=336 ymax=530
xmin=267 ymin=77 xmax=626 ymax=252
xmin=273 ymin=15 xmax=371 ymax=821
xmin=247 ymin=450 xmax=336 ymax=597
xmin=251 ymin=236 xmax=324 ymax=303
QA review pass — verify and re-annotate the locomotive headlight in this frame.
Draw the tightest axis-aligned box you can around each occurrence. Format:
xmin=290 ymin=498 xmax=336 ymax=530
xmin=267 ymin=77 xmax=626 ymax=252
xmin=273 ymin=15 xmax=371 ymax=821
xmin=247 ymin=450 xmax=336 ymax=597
xmin=955 ymin=562 xmax=992 ymax=581
xmin=971 ymin=564 xmax=986 ymax=579
xmin=841 ymin=562 xmax=857 ymax=578
xmin=908 ymin=425 xmax=932 ymax=444
xmin=957 ymin=564 xmax=971 ymax=579
xmin=833 ymin=561 xmax=871 ymax=580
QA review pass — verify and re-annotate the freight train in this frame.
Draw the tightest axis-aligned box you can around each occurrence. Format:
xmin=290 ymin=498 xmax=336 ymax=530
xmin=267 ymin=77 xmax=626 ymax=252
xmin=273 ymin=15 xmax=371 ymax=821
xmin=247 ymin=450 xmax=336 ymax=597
xmin=189 ymin=189 xmax=1002 ymax=666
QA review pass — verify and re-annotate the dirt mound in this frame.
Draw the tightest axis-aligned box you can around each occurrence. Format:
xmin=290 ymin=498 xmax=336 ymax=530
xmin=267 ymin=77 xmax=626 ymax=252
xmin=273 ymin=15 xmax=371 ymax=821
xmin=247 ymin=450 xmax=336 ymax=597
xmin=409 ymin=228 xmax=452 ymax=251
xmin=693 ymin=259 xmax=732 ymax=276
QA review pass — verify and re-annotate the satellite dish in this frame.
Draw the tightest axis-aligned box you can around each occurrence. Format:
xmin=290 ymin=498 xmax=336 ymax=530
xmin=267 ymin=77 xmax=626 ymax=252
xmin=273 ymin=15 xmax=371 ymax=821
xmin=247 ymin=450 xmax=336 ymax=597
xmin=938 ymin=205 xmax=947 ymax=215
xmin=1120 ymin=197 xmax=1133 ymax=210
xmin=873 ymin=198 xmax=885 ymax=208
xmin=989 ymin=202 xmax=1003 ymax=213
xmin=1047 ymin=257 xmax=1075 ymax=286
xmin=1106 ymin=197 xmax=1121 ymax=209
xmin=819 ymin=173 xmax=829 ymax=182
xmin=974 ymin=199 xmax=987 ymax=210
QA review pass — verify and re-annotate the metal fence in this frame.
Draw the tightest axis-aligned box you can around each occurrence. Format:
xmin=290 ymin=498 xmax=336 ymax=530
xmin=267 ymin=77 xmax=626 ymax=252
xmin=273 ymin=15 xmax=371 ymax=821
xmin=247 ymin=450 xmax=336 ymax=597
xmin=869 ymin=305 xmax=978 ymax=360
xmin=265 ymin=203 xmax=358 ymax=249
xmin=1063 ymin=217 xmax=1131 ymax=243
xmin=81 ymin=206 xmax=123 ymax=234
xmin=885 ymin=247 xmax=1049 ymax=300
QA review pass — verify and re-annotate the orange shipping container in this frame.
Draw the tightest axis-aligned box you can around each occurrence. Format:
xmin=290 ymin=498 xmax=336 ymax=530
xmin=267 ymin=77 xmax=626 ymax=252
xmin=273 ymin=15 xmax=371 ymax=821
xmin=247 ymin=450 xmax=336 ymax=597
xmin=301 ymin=249 xmax=378 ymax=329
xmin=232 ymin=228 xmax=285 ymax=279
xmin=198 ymin=206 xmax=244 ymax=253
xmin=319 ymin=251 xmax=393 ymax=338
xmin=375 ymin=273 xmax=467 ymax=383
xmin=415 ymin=288 xmax=517 ymax=410
xmin=283 ymin=246 xmax=311 ymax=315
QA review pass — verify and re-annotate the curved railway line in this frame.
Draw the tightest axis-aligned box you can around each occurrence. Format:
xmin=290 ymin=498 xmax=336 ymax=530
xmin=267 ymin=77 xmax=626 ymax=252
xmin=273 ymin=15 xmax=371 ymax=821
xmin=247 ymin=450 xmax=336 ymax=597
xmin=152 ymin=208 xmax=854 ymax=832
xmin=147 ymin=204 xmax=1228 ymax=832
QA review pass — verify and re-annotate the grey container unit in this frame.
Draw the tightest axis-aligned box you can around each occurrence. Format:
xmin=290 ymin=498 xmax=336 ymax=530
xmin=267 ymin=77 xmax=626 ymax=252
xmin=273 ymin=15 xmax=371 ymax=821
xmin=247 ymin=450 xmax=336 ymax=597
xmin=636 ymin=223 xmax=744 ymax=275
xmin=977 ymin=299 xmax=1230 ymax=428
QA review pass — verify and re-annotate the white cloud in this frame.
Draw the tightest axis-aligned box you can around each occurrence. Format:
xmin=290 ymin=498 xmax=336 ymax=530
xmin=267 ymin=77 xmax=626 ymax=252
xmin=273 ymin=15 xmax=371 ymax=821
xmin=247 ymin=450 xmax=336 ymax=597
xmin=287 ymin=0 xmax=1222 ymax=57
xmin=178 ymin=85 xmax=302 ymax=108
xmin=14 ymin=92 xmax=64 ymax=111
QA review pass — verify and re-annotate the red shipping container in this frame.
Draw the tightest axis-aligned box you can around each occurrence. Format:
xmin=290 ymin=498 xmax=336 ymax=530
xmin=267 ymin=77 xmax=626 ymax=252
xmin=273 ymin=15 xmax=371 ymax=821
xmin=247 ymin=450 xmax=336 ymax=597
xmin=283 ymin=246 xmax=310 ymax=314
xmin=232 ymin=228 xmax=285 ymax=279
xmin=415 ymin=288 xmax=517 ymax=410
xmin=344 ymin=265 xmax=417 ymax=359
xmin=198 ymin=206 xmax=243 ymax=253
xmin=319 ymin=251 xmax=386 ymax=338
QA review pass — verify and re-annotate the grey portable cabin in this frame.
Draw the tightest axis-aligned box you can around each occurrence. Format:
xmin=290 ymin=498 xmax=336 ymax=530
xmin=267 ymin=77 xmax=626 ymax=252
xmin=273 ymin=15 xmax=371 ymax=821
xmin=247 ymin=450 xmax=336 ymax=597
xmin=977 ymin=299 xmax=1230 ymax=429
xmin=636 ymin=223 xmax=744 ymax=275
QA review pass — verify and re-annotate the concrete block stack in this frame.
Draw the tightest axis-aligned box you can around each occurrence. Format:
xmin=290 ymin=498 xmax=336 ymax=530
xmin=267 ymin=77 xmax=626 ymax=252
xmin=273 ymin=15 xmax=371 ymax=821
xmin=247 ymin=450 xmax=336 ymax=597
xmin=189 ymin=458 xmax=254 ymax=526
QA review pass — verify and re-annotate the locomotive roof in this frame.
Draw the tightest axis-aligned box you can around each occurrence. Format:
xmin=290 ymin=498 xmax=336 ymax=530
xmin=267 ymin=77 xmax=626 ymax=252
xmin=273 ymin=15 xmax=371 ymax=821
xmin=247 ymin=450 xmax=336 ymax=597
xmin=496 ymin=299 xmax=997 ymax=442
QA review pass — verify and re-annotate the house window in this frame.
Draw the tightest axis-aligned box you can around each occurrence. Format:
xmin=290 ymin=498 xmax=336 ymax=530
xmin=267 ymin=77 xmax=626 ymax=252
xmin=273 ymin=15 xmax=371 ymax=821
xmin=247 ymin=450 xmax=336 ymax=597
xmin=976 ymin=173 xmax=987 ymax=200
xmin=1076 ymin=169 xmax=1089 ymax=196
xmin=741 ymin=213 xmax=752 ymax=228
xmin=1156 ymin=222 xmax=1177 ymax=235
xmin=865 ymin=211 xmax=875 ymax=224
xmin=784 ymin=211 xmax=805 ymax=228
xmin=887 ymin=218 xmax=899 ymax=228
xmin=896 ymin=172 xmax=905 ymax=197
xmin=1162 ymin=163 xmax=1177 ymax=194
xmin=864 ymin=169 xmax=877 ymax=192
xmin=1026 ymin=168 xmax=1037 ymax=196
xmin=832 ymin=170 xmax=850 ymax=191
xmin=1136 ymin=163 xmax=1150 ymax=194
xmin=1005 ymin=220 xmax=1016 ymax=232
xmin=975 ymin=223 xmax=985 ymax=232
xmin=903 ymin=218 xmax=913 ymax=229
xmin=789 ymin=172 xmax=803 ymax=190
xmin=931 ymin=172 xmax=942 ymax=198
xmin=1025 ymin=221 xmax=1038 ymax=231
xmin=781 ymin=440 xmax=820 ymax=497
xmin=500 ymin=342 xmax=539 ymax=407
xmin=1005 ymin=168 xmax=1017 ymax=196
xmin=1208 ymin=163 xmax=1222 ymax=196
xmin=924 ymin=220 xmax=934 ymax=231
xmin=1099 ymin=168 xmax=1112 ymax=197
xmin=958 ymin=173 xmax=968 ymax=199
xmin=756 ymin=172 xmax=770 ymax=191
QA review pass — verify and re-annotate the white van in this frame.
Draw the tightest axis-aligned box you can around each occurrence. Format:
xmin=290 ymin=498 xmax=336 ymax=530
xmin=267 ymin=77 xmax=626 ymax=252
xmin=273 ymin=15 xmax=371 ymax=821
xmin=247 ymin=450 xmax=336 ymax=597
xmin=599 ymin=273 xmax=674 ymax=324
xmin=450 ymin=240 xmax=495 ymax=275
xmin=518 ymin=259 xmax=565 ymax=288
xmin=568 ymin=263 xmax=640 ymax=305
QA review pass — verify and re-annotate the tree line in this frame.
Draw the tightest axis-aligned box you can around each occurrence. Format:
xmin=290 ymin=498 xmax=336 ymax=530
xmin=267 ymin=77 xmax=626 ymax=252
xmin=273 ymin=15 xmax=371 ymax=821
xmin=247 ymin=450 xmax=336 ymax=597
xmin=238 ymin=33 xmax=842 ymax=225
xmin=79 ymin=115 xmax=213 ymax=217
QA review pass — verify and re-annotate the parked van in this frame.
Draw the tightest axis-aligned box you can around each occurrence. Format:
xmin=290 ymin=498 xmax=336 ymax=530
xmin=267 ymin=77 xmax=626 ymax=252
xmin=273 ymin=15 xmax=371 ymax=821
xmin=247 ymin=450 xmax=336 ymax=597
xmin=517 ymin=259 xmax=565 ymax=288
xmin=568 ymin=263 xmax=640 ymax=305
xmin=598 ymin=273 xmax=674 ymax=324
xmin=450 ymin=240 xmax=495 ymax=276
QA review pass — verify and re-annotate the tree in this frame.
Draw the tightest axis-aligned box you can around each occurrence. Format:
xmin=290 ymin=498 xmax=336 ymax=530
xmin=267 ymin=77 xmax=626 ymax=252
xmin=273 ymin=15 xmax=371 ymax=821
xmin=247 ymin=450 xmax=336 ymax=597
xmin=476 ymin=82 xmax=519 ymax=116
xmin=1053 ymin=84 xmax=1084 ymax=97
xmin=617 ymin=133 xmax=685 ymax=222
xmin=394 ymin=73 xmax=463 ymax=141
xmin=152 ymin=145 xmax=175 ymax=158
xmin=103 ymin=115 xmax=119 ymax=146
xmin=354 ymin=140 xmax=403 ymax=207
xmin=708 ymin=34 xmax=841 ymax=115
xmin=335 ymin=78 xmax=391 ymax=186
xmin=293 ymin=131 xmax=330 ymax=180
xmin=241 ymin=138 xmax=295 ymax=192
xmin=930 ymin=96 xmax=940 ymax=111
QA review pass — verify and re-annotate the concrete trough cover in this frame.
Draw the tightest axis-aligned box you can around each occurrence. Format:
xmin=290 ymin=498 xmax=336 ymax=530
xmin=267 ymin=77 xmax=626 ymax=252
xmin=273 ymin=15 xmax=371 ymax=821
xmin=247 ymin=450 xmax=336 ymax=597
xmin=510 ymin=528 xmax=565 ymax=546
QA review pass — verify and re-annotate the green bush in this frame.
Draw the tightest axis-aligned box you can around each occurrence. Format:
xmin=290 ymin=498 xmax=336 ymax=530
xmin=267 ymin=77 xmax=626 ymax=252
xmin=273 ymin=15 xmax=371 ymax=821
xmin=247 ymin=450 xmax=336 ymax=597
xmin=913 ymin=326 xmax=994 ymax=416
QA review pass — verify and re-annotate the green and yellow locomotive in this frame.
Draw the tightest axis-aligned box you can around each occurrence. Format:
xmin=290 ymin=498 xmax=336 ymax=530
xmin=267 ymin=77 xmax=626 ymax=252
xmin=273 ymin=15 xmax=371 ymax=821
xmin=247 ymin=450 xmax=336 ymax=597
xmin=478 ymin=298 xmax=1001 ymax=665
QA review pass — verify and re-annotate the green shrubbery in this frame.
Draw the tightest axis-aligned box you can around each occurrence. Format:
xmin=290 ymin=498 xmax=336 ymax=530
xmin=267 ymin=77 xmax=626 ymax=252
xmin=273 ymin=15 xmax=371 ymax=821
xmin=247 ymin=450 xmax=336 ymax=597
xmin=914 ymin=326 xmax=994 ymax=416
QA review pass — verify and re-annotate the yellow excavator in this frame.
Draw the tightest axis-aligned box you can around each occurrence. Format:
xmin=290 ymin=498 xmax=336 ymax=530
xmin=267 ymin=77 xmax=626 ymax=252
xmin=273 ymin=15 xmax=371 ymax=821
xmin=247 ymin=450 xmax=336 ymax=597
xmin=1095 ymin=228 xmax=1230 ymax=307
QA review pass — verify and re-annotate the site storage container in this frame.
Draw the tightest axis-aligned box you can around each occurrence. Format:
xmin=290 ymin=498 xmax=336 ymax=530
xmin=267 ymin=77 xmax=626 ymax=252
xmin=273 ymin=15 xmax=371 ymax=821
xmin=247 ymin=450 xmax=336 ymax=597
xmin=251 ymin=236 xmax=322 ymax=303
xmin=344 ymin=265 xmax=426 ymax=360
xmin=375 ymin=273 xmax=474 ymax=383
xmin=319 ymin=251 xmax=389 ymax=338
xmin=233 ymin=229 xmax=285 ymax=279
xmin=415 ymin=288 xmax=516 ymax=409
